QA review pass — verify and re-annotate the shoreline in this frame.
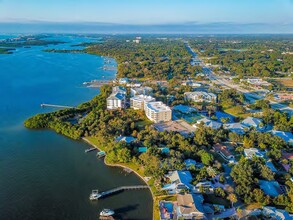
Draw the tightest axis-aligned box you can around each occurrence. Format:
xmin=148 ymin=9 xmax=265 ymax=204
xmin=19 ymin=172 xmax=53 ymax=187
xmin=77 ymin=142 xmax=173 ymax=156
xmin=82 ymin=137 xmax=155 ymax=220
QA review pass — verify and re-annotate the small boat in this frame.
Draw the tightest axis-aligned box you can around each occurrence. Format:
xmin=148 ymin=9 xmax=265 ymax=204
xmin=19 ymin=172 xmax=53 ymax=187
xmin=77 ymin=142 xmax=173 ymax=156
xmin=89 ymin=190 xmax=101 ymax=200
xmin=100 ymin=209 xmax=115 ymax=217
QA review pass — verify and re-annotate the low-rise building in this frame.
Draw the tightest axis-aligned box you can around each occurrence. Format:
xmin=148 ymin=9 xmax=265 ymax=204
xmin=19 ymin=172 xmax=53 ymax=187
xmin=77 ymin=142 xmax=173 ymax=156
xmin=115 ymin=135 xmax=137 ymax=143
xmin=224 ymin=123 xmax=248 ymax=135
xmin=175 ymin=193 xmax=206 ymax=220
xmin=184 ymin=91 xmax=217 ymax=103
xmin=271 ymin=130 xmax=293 ymax=145
xmin=259 ymin=180 xmax=283 ymax=197
xmin=213 ymin=143 xmax=235 ymax=163
xmin=262 ymin=206 xmax=292 ymax=220
xmin=106 ymin=92 xmax=126 ymax=110
xmin=182 ymin=81 xmax=202 ymax=87
xmin=130 ymin=95 xmax=155 ymax=110
xmin=130 ymin=86 xmax=153 ymax=97
xmin=112 ymin=86 xmax=127 ymax=94
xmin=145 ymin=101 xmax=172 ymax=123
xmin=118 ymin=78 xmax=129 ymax=84
xmin=244 ymin=148 xmax=265 ymax=159
xmin=162 ymin=171 xmax=193 ymax=194
xmin=194 ymin=118 xmax=223 ymax=130
xmin=241 ymin=116 xmax=264 ymax=130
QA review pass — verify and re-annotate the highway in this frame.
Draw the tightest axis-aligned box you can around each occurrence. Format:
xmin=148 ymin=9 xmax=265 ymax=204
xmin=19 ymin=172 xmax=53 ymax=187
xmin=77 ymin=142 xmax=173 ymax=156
xmin=185 ymin=41 xmax=293 ymax=116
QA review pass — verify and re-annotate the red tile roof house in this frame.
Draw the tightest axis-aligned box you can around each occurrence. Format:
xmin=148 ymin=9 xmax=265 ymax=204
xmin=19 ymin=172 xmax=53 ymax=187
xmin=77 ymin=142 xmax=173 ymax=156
xmin=213 ymin=143 xmax=235 ymax=163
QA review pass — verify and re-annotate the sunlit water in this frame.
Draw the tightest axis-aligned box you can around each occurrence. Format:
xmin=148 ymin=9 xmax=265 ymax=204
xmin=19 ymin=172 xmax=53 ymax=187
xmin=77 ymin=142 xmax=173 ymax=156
xmin=0 ymin=34 xmax=152 ymax=220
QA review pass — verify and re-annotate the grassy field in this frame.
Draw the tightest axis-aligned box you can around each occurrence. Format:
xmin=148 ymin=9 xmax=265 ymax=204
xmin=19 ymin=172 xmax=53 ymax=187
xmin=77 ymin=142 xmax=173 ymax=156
xmin=224 ymin=106 xmax=251 ymax=120
xmin=276 ymin=79 xmax=293 ymax=88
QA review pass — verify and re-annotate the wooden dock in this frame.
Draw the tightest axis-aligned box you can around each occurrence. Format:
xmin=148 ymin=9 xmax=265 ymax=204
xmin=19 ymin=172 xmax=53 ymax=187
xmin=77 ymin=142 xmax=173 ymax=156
xmin=92 ymin=185 xmax=149 ymax=200
xmin=40 ymin=103 xmax=74 ymax=109
xmin=85 ymin=148 xmax=97 ymax=153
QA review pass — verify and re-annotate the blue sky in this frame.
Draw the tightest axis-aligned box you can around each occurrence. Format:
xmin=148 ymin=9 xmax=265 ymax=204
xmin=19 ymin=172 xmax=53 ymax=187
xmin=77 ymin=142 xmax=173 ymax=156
xmin=0 ymin=0 xmax=293 ymax=24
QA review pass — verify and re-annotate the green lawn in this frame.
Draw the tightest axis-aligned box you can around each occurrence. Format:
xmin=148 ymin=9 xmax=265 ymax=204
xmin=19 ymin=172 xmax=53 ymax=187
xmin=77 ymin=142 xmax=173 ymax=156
xmin=224 ymin=106 xmax=251 ymax=120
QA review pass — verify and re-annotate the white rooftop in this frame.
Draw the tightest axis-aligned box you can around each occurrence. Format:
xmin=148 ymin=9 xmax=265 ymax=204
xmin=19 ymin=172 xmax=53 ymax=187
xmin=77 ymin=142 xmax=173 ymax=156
xmin=146 ymin=101 xmax=171 ymax=113
xmin=131 ymin=95 xmax=155 ymax=102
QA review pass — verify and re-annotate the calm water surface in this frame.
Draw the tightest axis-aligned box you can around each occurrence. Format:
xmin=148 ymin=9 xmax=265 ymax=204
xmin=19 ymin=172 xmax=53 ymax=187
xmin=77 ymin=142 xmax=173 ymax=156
xmin=0 ymin=34 xmax=152 ymax=220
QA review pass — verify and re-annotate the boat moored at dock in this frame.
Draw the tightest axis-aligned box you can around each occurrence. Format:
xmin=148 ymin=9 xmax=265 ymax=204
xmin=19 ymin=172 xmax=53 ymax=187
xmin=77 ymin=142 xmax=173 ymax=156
xmin=100 ymin=209 xmax=115 ymax=217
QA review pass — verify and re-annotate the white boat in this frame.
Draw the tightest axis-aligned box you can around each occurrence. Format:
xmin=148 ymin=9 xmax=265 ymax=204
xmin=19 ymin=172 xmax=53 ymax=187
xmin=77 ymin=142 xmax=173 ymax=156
xmin=89 ymin=190 xmax=101 ymax=200
xmin=100 ymin=209 xmax=115 ymax=217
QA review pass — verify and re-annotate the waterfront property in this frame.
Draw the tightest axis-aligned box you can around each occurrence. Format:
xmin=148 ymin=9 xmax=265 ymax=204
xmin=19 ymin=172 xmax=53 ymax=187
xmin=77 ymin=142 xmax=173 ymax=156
xmin=112 ymin=86 xmax=127 ymax=94
xmin=130 ymin=86 xmax=153 ymax=97
xmin=130 ymin=95 xmax=155 ymax=110
xmin=162 ymin=171 xmax=193 ymax=194
xmin=175 ymin=193 xmax=206 ymax=220
xmin=106 ymin=92 xmax=126 ymax=109
xmin=115 ymin=135 xmax=137 ymax=144
xmin=107 ymin=86 xmax=127 ymax=109
xmin=145 ymin=101 xmax=172 ymax=123
xmin=119 ymin=78 xmax=129 ymax=84
xmin=184 ymin=91 xmax=217 ymax=103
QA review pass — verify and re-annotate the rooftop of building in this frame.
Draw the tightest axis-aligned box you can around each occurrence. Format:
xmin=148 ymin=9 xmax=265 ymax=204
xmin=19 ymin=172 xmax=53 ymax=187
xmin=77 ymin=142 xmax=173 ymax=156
xmin=145 ymin=101 xmax=171 ymax=112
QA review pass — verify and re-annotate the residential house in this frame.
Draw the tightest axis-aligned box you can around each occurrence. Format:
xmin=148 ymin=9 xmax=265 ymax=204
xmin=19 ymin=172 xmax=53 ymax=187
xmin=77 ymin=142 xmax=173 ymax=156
xmin=266 ymin=160 xmax=278 ymax=173
xmin=185 ymin=159 xmax=197 ymax=169
xmin=119 ymin=78 xmax=129 ymax=84
xmin=115 ymin=136 xmax=137 ymax=144
xmin=145 ymin=101 xmax=172 ymax=123
xmin=271 ymin=130 xmax=293 ymax=145
xmin=262 ymin=206 xmax=292 ymax=220
xmin=244 ymin=148 xmax=265 ymax=159
xmin=259 ymin=180 xmax=283 ymax=197
xmin=175 ymin=193 xmax=206 ymax=220
xmin=130 ymin=95 xmax=155 ymax=110
xmin=224 ymin=123 xmax=248 ymax=135
xmin=162 ymin=171 xmax=193 ymax=194
xmin=194 ymin=118 xmax=222 ymax=130
xmin=241 ymin=116 xmax=264 ymax=131
xmin=106 ymin=92 xmax=126 ymax=109
xmin=194 ymin=182 xmax=214 ymax=193
xmin=213 ymin=143 xmax=235 ymax=163
xmin=184 ymin=91 xmax=217 ymax=103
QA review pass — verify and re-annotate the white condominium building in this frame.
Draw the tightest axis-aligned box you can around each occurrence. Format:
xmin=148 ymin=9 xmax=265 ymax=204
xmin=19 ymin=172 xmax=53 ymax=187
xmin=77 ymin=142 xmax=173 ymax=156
xmin=145 ymin=101 xmax=172 ymax=123
xmin=130 ymin=86 xmax=153 ymax=97
xmin=112 ymin=86 xmax=127 ymax=94
xmin=107 ymin=92 xmax=126 ymax=109
xmin=130 ymin=95 xmax=156 ymax=110
xmin=184 ymin=91 xmax=217 ymax=103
